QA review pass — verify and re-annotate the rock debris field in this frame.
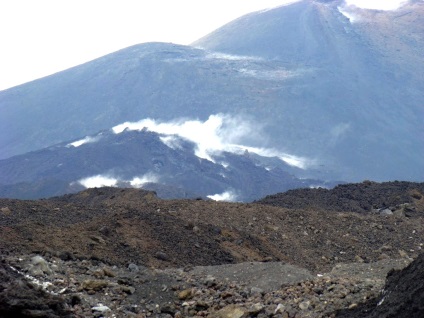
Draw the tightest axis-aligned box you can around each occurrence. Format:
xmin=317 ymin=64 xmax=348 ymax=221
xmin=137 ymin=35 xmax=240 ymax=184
xmin=1 ymin=181 xmax=424 ymax=317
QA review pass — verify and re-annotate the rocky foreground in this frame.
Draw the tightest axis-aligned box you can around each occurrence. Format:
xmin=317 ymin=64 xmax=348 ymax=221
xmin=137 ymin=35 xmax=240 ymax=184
xmin=1 ymin=181 xmax=424 ymax=317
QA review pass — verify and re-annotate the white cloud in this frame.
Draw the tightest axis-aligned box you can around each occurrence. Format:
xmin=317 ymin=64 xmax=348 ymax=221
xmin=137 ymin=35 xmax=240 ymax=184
xmin=112 ymin=114 xmax=312 ymax=168
xmin=207 ymin=190 xmax=238 ymax=202
xmin=77 ymin=175 xmax=118 ymax=188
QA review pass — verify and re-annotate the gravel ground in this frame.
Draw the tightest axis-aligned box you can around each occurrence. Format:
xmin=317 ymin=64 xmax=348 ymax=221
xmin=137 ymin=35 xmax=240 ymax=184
xmin=0 ymin=254 xmax=412 ymax=317
xmin=0 ymin=182 xmax=423 ymax=317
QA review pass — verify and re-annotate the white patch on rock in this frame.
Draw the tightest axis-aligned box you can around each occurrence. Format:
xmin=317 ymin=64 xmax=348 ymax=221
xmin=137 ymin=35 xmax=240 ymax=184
xmin=205 ymin=52 xmax=262 ymax=61
xmin=92 ymin=304 xmax=111 ymax=313
xmin=238 ymin=68 xmax=296 ymax=80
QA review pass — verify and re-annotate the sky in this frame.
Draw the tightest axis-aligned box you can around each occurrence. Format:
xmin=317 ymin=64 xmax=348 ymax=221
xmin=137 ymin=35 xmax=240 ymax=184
xmin=0 ymin=0 xmax=409 ymax=91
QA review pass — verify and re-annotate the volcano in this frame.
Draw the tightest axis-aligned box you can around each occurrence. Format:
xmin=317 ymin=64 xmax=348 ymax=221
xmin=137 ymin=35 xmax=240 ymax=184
xmin=0 ymin=0 xmax=423 ymax=185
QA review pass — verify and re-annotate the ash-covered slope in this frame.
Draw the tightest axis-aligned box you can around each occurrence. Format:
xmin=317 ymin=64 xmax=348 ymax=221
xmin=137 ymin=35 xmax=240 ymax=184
xmin=194 ymin=0 xmax=424 ymax=182
xmin=0 ymin=127 xmax=331 ymax=201
xmin=194 ymin=0 xmax=424 ymax=75
xmin=0 ymin=0 xmax=423 ymax=182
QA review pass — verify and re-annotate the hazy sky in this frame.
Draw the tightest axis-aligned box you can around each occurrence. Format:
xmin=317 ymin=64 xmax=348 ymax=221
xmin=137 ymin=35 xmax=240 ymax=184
xmin=0 ymin=0 xmax=409 ymax=90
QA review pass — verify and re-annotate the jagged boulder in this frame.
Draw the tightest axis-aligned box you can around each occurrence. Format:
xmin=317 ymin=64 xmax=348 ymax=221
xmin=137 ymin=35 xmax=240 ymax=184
xmin=337 ymin=253 xmax=424 ymax=317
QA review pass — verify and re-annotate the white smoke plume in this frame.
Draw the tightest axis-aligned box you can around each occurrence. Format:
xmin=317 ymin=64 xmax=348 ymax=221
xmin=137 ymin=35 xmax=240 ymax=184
xmin=339 ymin=0 xmax=409 ymax=23
xmin=66 ymin=136 xmax=100 ymax=148
xmin=344 ymin=0 xmax=409 ymax=10
xmin=338 ymin=6 xmax=361 ymax=22
xmin=159 ymin=136 xmax=184 ymax=150
xmin=112 ymin=113 xmax=312 ymax=169
xmin=130 ymin=173 xmax=159 ymax=188
xmin=76 ymin=173 xmax=159 ymax=189
xmin=207 ymin=190 xmax=238 ymax=202
xmin=77 ymin=175 xmax=118 ymax=188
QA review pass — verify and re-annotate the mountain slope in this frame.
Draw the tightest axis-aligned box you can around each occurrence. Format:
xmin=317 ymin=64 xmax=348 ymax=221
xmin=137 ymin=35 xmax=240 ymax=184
xmin=0 ymin=0 xmax=423 ymax=182
xmin=0 ymin=127 xmax=332 ymax=201
xmin=194 ymin=0 xmax=424 ymax=181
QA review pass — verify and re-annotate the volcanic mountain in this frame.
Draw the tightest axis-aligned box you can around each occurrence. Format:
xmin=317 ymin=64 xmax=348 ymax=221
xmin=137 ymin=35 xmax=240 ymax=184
xmin=0 ymin=0 xmax=423 ymax=185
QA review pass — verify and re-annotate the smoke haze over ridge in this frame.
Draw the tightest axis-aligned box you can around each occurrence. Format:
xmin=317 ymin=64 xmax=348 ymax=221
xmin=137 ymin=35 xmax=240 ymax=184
xmin=112 ymin=114 xmax=312 ymax=169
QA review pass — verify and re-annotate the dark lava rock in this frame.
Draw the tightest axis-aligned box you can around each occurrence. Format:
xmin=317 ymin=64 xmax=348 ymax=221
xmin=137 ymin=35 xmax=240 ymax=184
xmin=337 ymin=253 xmax=424 ymax=318
xmin=155 ymin=251 xmax=170 ymax=261
xmin=257 ymin=181 xmax=424 ymax=215
xmin=0 ymin=258 xmax=71 ymax=318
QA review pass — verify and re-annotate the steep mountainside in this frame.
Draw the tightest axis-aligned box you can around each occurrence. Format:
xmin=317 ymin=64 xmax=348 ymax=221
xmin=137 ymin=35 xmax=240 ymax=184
xmin=194 ymin=0 xmax=424 ymax=181
xmin=0 ymin=0 xmax=423 ymax=182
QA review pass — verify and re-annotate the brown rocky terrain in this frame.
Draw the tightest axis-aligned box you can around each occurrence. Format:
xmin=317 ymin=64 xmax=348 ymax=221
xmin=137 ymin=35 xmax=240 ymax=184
xmin=1 ymin=181 xmax=424 ymax=317
xmin=256 ymin=181 xmax=424 ymax=215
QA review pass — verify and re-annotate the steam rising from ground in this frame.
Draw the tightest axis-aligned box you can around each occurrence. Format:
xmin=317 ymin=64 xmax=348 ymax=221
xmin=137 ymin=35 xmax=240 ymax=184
xmin=339 ymin=0 xmax=409 ymax=23
xmin=112 ymin=114 xmax=311 ymax=169
xmin=76 ymin=173 xmax=159 ymax=189
xmin=344 ymin=0 xmax=409 ymax=10
xmin=338 ymin=6 xmax=360 ymax=23
xmin=77 ymin=175 xmax=118 ymax=188
xmin=159 ymin=136 xmax=183 ymax=150
xmin=130 ymin=173 xmax=159 ymax=188
xmin=207 ymin=190 xmax=238 ymax=202
xmin=67 ymin=136 xmax=100 ymax=148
